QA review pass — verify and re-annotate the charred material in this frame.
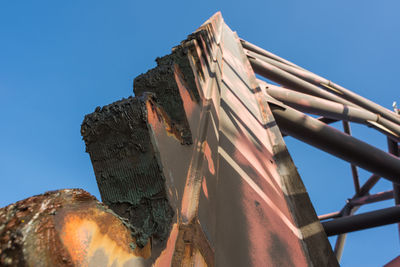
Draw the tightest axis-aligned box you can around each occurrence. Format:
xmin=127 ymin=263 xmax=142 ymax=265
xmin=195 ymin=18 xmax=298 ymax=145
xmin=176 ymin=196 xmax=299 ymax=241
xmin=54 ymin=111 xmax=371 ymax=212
xmin=134 ymin=46 xmax=200 ymax=145
xmin=81 ymin=96 xmax=174 ymax=248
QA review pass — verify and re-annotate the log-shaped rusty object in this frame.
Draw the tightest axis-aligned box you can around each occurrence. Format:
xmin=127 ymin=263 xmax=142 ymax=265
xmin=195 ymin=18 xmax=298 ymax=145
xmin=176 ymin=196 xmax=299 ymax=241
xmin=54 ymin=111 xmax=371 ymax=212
xmin=0 ymin=189 xmax=150 ymax=267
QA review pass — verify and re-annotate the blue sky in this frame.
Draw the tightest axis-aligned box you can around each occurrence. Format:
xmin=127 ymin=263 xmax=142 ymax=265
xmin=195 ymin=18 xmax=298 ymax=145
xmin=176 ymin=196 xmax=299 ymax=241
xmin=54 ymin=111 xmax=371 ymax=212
xmin=1 ymin=1 xmax=399 ymax=266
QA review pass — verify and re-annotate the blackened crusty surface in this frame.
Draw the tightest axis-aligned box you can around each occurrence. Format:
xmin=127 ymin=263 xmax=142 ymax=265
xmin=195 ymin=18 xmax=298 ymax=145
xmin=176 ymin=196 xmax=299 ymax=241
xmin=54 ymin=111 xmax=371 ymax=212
xmin=134 ymin=46 xmax=199 ymax=145
xmin=81 ymin=96 xmax=174 ymax=247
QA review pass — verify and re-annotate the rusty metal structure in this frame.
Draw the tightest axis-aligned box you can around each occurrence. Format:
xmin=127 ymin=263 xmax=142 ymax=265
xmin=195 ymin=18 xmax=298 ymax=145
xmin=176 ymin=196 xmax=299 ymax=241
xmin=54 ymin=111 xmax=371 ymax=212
xmin=1 ymin=12 xmax=400 ymax=266
xmin=0 ymin=189 xmax=151 ymax=266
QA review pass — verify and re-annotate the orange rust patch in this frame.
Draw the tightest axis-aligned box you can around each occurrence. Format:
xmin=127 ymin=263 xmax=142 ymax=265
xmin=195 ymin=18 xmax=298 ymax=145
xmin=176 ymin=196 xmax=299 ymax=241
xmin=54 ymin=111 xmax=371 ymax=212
xmin=60 ymin=215 xmax=92 ymax=265
xmin=202 ymin=177 xmax=209 ymax=199
xmin=145 ymin=98 xmax=184 ymax=143
xmin=153 ymin=223 xmax=179 ymax=267
xmin=193 ymin=248 xmax=208 ymax=267
xmin=171 ymin=222 xmax=214 ymax=267
xmin=174 ymin=64 xmax=197 ymax=119
xmin=202 ymin=141 xmax=215 ymax=175
xmin=0 ymin=189 xmax=150 ymax=266
xmin=58 ymin=203 xmax=151 ymax=267
xmin=60 ymin=213 xmax=148 ymax=267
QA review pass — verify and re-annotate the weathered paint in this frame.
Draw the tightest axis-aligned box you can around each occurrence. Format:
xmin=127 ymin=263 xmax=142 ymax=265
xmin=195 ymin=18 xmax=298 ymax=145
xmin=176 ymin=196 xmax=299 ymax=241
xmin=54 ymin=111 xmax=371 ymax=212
xmin=79 ymin=12 xmax=337 ymax=266
xmin=0 ymin=189 xmax=147 ymax=267
xmin=385 ymin=255 xmax=400 ymax=267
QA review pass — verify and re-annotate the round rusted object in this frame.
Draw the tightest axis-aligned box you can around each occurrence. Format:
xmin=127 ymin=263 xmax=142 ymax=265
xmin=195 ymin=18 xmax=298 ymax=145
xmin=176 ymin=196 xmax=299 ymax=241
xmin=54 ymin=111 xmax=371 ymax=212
xmin=0 ymin=189 xmax=150 ymax=267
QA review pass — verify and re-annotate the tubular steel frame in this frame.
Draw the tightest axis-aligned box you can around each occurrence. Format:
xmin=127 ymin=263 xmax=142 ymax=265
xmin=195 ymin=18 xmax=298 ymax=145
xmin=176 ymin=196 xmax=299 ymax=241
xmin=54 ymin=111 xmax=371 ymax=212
xmin=241 ymin=39 xmax=400 ymax=262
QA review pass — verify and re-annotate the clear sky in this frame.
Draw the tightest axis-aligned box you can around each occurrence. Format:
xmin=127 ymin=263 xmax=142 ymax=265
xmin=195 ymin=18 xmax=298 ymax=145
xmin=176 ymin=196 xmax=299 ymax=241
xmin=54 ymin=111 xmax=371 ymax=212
xmin=1 ymin=1 xmax=399 ymax=266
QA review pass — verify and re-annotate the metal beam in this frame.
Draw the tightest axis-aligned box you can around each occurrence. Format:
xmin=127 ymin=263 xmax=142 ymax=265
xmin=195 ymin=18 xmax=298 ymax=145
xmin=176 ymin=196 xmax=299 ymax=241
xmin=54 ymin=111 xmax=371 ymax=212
xmin=342 ymin=121 xmax=361 ymax=194
xmin=244 ymin=43 xmax=400 ymax=126
xmin=319 ymin=211 xmax=342 ymax=221
xmin=240 ymin=39 xmax=306 ymax=71
xmin=349 ymin=190 xmax=394 ymax=207
xmin=319 ymin=175 xmax=383 ymax=221
xmin=323 ymin=206 xmax=400 ymax=236
xmin=325 ymin=177 xmax=386 ymax=261
xmin=265 ymin=84 xmax=372 ymax=123
xmin=388 ymin=139 xmax=400 ymax=204
xmin=269 ymin=104 xmax=400 ymax=183
xmin=264 ymin=84 xmax=400 ymax=141
xmin=333 ymin=208 xmax=353 ymax=261
xmin=359 ymin=174 xmax=381 ymax=197
xmin=387 ymin=138 xmax=400 ymax=243
xmin=249 ymin=56 xmax=356 ymax=107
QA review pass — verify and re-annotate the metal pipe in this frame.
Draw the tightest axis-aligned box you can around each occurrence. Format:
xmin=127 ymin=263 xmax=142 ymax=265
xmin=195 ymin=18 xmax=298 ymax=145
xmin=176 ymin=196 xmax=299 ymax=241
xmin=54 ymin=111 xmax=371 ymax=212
xmin=321 ymin=173 xmax=383 ymax=260
xmin=319 ymin=211 xmax=342 ymax=221
xmin=387 ymin=138 xmax=400 ymax=243
xmin=349 ymin=190 xmax=394 ymax=206
xmin=265 ymin=84 xmax=372 ymax=123
xmin=333 ymin=208 xmax=353 ymax=261
xmin=323 ymin=206 xmax=400 ymax=236
xmin=270 ymin=104 xmax=400 ymax=183
xmin=249 ymin=56 xmax=356 ymax=107
xmin=319 ymin=191 xmax=393 ymax=220
xmin=359 ymin=174 xmax=381 ymax=197
xmin=240 ymin=39 xmax=306 ymax=71
xmin=388 ymin=139 xmax=400 ymax=205
xmin=245 ymin=48 xmax=400 ymax=126
xmin=342 ymin=121 xmax=361 ymax=194
xmin=265 ymin=85 xmax=400 ymax=141
xmin=282 ymin=116 xmax=337 ymax=137
xmin=334 ymin=234 xmax=347 ymax=261
xmin=319 ymin=174 xmax=382 ymax=221
xmin=329 ymin=83 xmax=400 ymax=127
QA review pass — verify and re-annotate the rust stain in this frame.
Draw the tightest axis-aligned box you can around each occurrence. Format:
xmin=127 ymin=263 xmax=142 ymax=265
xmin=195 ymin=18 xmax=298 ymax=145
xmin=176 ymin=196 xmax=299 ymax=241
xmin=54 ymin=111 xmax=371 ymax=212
xmin=0 ymin=189 xmax=147 ymax=267
xmin=60 ymin=212 xmax=148 ymax=267
xmin=145 ymin=97 xmax=185 ymax=143
xmin=193 ymin=248 xmax=208 ymax=267
xmin=202 ymin=141 xmax=215 ymax=175
xmin=60 ymin=215 xmax=90 ymax=265
xmin=153 ymin=223 xmax=179 ymax=267
xmin=174 ymin=64 xmax=197 ymax=119
xmin=171 ymin=223 xmax=214 ymax=267
xmin=202 ymin=176 xmax=209 ymax=199
xmin=182 ymin=243 xmax=194 ymax=266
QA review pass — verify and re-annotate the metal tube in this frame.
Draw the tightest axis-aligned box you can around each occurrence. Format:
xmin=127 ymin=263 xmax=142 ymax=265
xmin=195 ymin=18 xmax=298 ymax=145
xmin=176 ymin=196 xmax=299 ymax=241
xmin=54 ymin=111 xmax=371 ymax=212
xmin=319 ymin=211 xmax=342 ymax=221
xmin=245 ymin=47 xmax=400 ymax=126
xmin=359 ymin=174 xmax=381 ymax=197
xmin=249 ymin=56 xmax=356 ymax=107
xmin=334 ymin=234 xmax=347 ymax=261
xmin=387 ymin=138 xmax=400 ymax=243
xmin=330 ymin=82 xmax=400 ymax=127
xmin=342 ymin=121 xmax=361 ymax=194
xmin=265 ymin=85 xmax=400 ymax=141
xmin=319 ymin=191 xmax=393 ymax=220
xmin=388 ymin=139 xmax=400 ymax=205
xmin=333 ymin=207 xmax=353 ymax=262
xmin=349 ymin=190 xmax=394 ymax=206
xmin=240 ymin=39 xmax=306 ymax=71
xmin=322 ymin=173 xmax=383 ymax=260
xmin=319 ymin=175 xmax=382 ymax=221
xmin=265 ymin=84 xmax=373 ymax=123
xmin=270 ymin=104 xmax=400 ymax=183
xmin=323 ymin=206 xmax=400 ymax=236
xmin=282 ymin=116 xmax=337 ymax=137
